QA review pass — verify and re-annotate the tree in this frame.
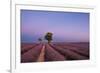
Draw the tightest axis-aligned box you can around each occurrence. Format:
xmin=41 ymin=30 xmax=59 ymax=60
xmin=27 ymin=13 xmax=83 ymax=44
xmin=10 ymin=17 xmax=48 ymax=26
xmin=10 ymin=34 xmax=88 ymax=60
xmin=38 ymin=38 xmax=42 ymax=43
xmin=44 ymin=32 xmax=53 ymax=43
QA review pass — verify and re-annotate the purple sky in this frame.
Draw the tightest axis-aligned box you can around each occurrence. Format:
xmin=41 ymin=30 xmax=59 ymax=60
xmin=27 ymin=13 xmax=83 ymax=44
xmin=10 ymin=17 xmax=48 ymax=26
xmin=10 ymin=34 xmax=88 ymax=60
xmin=21 ymin=10 xmax=89 ymax=43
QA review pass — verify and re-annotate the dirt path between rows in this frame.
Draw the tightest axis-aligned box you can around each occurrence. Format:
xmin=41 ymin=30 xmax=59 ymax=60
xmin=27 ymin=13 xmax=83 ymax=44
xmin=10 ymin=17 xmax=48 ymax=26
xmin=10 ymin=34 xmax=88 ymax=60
xmin=37 ymin=45 xmax=45 ymax=62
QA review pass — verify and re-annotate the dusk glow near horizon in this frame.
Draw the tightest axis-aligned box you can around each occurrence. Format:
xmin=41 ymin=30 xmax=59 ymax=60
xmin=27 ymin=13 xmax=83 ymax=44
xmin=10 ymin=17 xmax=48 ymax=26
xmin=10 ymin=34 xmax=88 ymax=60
xmin=21 ymin=10 xmax=89 ymax=43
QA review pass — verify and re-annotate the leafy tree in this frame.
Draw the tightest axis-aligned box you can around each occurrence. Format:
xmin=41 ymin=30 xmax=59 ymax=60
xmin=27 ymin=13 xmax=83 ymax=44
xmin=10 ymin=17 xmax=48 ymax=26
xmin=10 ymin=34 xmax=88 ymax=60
xmin=44 ymin=32 xmax=53 ymax=43
xmin=38 ymin=38 xmax=42 ymax=43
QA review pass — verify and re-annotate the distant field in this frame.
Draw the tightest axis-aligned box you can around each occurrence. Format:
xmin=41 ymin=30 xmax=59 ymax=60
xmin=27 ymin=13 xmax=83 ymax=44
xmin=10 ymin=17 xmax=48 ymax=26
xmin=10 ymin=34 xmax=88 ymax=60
xmin=21 ymin=42 xmax=89 ymax=63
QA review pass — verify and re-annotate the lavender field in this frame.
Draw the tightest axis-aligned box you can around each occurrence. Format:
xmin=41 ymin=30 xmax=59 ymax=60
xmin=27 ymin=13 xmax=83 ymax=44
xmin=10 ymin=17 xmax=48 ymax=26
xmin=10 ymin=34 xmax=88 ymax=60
xmin=21 ymin=10 xmax=89 ymax=63
xmin=21 ymin=42 xmax=89 ymax=63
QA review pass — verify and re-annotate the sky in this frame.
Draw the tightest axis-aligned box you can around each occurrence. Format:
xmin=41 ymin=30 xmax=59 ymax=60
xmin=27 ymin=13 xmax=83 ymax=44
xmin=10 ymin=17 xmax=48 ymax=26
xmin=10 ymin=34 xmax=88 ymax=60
xmin=21 ymin=10 xmax=89 ymax=43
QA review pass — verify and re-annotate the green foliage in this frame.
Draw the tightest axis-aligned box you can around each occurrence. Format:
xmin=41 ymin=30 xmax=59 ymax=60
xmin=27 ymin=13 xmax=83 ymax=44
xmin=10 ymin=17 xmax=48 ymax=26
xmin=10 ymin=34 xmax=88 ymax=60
xmin=38 ymin=38 xmax=42 ymax=43
xmin=38 ymin=38 xmax=42 ymax=41
xmin=44 ymin=32 xmax=53 ymax=43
